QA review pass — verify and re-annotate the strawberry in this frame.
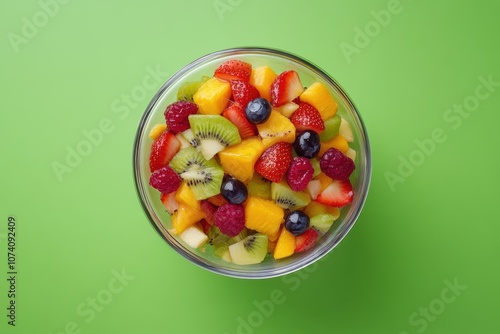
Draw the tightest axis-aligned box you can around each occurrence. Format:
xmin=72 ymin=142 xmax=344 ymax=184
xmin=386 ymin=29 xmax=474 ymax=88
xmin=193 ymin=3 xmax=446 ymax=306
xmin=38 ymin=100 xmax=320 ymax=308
xmin=214 ymin=60 xmax=252 ymax=82
xmin=270 ymin=70 xmax=304 ymax=107
xmin=230 ymin=80 xmax=260 ymax=109
xmin=295 ymin=228 xmax=319 ymax=252
xmin=200 ymin=200 xmax=217 ymax=225
xmin=290 ymin=102 xmax=325 ymax=133
xmin=255 ymin=142 xmax=293 ymax=183
xmin=222 ymin=103 xmax=257 ymax=139
xmin=149 ymin=131 xmax=181 ymax=172
xmin=160 ymin=192 xmax=179 ymax=214
xmin=316 ymin=179 xmax=354 ymax=207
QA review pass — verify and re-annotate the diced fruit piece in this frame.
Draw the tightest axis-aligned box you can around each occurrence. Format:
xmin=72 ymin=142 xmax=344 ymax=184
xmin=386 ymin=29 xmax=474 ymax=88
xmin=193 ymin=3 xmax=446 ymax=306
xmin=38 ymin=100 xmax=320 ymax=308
xmin=218 ymin=137 xmax=265 ymax=183
xmin=345 ymin=148 xmax=357 ymax=162
xmin=179 ymin=225 xmax=209 ymax=249
xmin=164 ymin=101 xmax=198 ymax=134
xmin=214 ymin=60 xmax=252 ymax=82
xmin=160 ymin=192 xmax=179 ymax=214
xmin=304 ymin=201 xmax=341 ymax=219
xmin=257 ymin=110 xmax=296 ymax=149
xmin=188 ymin=114 xmax=241 ymax=160
xmin=244 ymin=197 xmax=284 ymax=236
xmin=320 ymin=115 xmax=341 ymax=142
xmin=149 ymin=131 xmax=181 ymax=172
xmin=274 ymin=102 xmax=299 ymax=118
xmin=200 ymin=200 xmax=217 ymax=225
xmin=316 ymin=172 xmax=333 ymax=192
xmin=339 ymin=117 xmax=354 ymax=142
xmin=306 ymin=179 xmax=322 ymax=200
xmin=271 ymin=181 xmax=311 ymax=210
xmin=149 ymin=166 xmax=181 ymax=194
xmin=214 ymin=203 xmax=245 ymax=237
xmin=316 ymin=179 xmax=354 ymax=207
xmin=319 ymin=134 xmax=349 ymax=156
xmin=169 ymin=146 xmax=216 ymax=174
xmin=290 ymin=102 xmax=325 ymax=133
xmin=268 ymin=226 xmax=281 ymax=242
xmin=175 ymin=182 xmax=200 ymax=209
xmin=249 ymin=66 xmax=277 ymax=100
xmin=286 ymin=157 xmax=314 ymax=191
xmin=246 ymin=98 xmax=272 ymax=124
xmin=293 ymin=130 xmax=321 ymax=159
xmin=320 ymin=148 xmax=355 ymax=180
xmin=295 ymin=228 xmax=319 ymax=252
xmin=270 ymin=70 xmax=304 ymax=107
xmin=171 ymin=204 xmax=205 ymax=234
xmin=229 ymin=234 xmax=268 ymax=265
xmin=176 ymin=76 xmax=210 ymax=102
xmin=193 ymin=77 xmax=231 ymax=115
xmin=207 ymin=193 xmax=228 ymax=207
xmin=310 ymin=158 xmax=321 ymax=177
xmin=273 ymin=227 xmax=296 ymax=260
xmin=176 ymin=132 xmax=190 ymax=149
xmin=310 ymin=214 xmax=336 ymax=235
xmin=247 ymin=174 xmax=272 ymax=200
xmin=180 ymin=164 xmax=224 ymax=200
xmin=284 ymin=210 xmax=310 ymax=236
xmin=267 ymin=239 xmax=277 ymax=254
xmin=180 ymin=129 xmax=199 ymax=148
xmin=255 ymin=142 xmax=293 ymax=183
xmin=214 ymin=242 xmax=232 ymax=262
xmin=299 ymin=82 xmax=338 ymax=120
xmin=220 ymin=176 xmax=248 ymax=205
xmin=199 ymin=219 xmax=211 ymax=235
xmin=149 ymin=124 xmax=167 ymax=140
xmin=222 ymin=103 xmax=257 ymax=139
xmin=230 ymin=80 xmax=260 ymax=109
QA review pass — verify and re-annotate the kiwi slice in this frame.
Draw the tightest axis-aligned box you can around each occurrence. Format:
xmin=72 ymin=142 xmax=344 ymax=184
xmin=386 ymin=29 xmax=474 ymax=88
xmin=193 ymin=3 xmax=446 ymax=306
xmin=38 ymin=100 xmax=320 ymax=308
xmin=180 ymin=165 xmax=224 ymax=200
xmin=310 ymin=158 xmax=321 ymax=178
xmin=228 ymin=233 xmax=268 ymax=265
xmin=188 ymin=115 xmax=241 ymax=160
xmin=320 ymin=114 xmax=341 ymax=142
xmin=169 ymin=146 xmax=215 ymax=174
xmin=211 ymin=226 xmax=249 ymax=262
xmin=271 ymin=182 xmax=311 ymax=210
xmin=310 ymin=213 xmax=336 ymax=234
xmin=180 ymin=129 xmax=200 ymax=147
xmin=177 ymin=76 xmax=210 ymax=102
xmin=247 ymin=175 xmax=272 ymax=200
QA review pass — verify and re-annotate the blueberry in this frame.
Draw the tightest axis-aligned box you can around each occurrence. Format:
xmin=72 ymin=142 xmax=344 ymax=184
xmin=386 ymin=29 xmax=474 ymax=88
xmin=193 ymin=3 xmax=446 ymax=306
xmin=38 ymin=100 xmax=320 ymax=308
xmin=245 ymin=98 xmax=271 ymax=124
xmin=220 ymin=176 xmax=248 ymax=205
xmin=285 ymin=211 xmax=310 ymax=236
xmin=293 ymin=130 xmax=320 ymax=158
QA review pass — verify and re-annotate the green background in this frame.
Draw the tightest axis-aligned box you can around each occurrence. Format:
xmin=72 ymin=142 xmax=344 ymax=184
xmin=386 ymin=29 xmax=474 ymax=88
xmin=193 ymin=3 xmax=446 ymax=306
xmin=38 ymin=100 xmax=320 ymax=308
xmin=1 ymin=0 xmax=499 ymax=333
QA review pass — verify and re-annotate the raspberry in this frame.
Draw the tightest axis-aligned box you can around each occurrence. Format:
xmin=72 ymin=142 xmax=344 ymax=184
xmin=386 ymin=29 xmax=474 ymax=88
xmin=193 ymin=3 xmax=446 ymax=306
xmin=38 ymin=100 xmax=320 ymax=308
xmin=164 ymin=101 xmax=198 ymax=133
xmin=320 ymin=148 xmax=355 ymax=180
xmin=286 ymin=157 xmax=314 ymax=191
xmin=149 ymin=166 xmax=181 ymax=194
xmin=214 ymin=203 xmax=245 ymax=237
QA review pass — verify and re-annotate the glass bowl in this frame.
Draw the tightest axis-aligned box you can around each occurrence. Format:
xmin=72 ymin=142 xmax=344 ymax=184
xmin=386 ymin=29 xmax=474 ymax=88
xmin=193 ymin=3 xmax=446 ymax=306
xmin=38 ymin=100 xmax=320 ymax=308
xmin=133 ymin=47 xmax=371 ymax=279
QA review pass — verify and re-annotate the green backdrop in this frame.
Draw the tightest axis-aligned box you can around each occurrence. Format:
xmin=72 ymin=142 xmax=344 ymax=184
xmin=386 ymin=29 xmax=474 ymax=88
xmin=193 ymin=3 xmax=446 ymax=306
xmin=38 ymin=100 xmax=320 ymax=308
xmin=1 ymin=0 xmax=499 ymax=333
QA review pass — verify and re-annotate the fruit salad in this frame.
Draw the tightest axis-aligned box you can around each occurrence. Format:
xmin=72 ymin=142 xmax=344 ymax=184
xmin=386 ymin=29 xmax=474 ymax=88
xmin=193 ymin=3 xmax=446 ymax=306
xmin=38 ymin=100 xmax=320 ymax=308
xmin=147 ymin=59 xmax=357 ymax=265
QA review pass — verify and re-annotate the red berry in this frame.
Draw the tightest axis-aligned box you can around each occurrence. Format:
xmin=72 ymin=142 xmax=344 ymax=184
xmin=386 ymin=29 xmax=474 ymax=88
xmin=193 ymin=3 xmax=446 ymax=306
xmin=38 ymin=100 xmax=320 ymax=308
xmin=214 ymin=60 xmax=252 ymax=82
xmin=295 ymin=228 xmax=319 ymax=252
xmin=320 ymin=148 xmax=355 ymax=180
xmin=200 ymin=200 xmax=217 ymax=225
xmin=222 ymin=102 xmax=257 ymax=139
xmin=149 ymin=131 xmax=181 ymax=172
xmin=164 ymin=101 xmax=198 ymax=133
xmin=230 ymin=80 xmax=260 ymax=109
xmin=286 ymin=157 xmax=314 ymax=191
xmin=149 ymin=166 xmax=181 ymax=194
xmin=290 ymin=102 xmax=325 ymax=133
xmin=255 ymin=142 xmax=293 ymax=183
xmin=214 ymin=203 xmax=245 ymax=237
xmin=270 ymin=70 xmax=303 ymax=107
xmin=316 ymin=179 xmax=354 ymax=207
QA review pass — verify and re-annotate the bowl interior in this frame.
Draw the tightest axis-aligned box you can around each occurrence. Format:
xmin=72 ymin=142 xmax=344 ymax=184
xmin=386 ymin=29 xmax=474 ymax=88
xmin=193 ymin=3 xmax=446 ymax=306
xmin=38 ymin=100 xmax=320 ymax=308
xmin=133 ymin=48 xmax=371 ymax=279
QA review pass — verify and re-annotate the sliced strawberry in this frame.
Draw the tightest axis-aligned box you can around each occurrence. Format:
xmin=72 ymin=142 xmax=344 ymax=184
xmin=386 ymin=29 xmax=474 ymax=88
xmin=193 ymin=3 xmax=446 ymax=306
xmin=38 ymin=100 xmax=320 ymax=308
xmin=295 ymin=228 xmax=319 ymax=252
xmin=291 ymin=102 xmax=325 ymax=133
xmin=214 ymin=60 xmax=252 ymax=82
xmin=149 ymin=131 xmax=181 ymax=172
xmin=270 ymin=70 xmax=304 ymax=107
xmin=255 ymin=142 xmax=293 ymax=183
xmin=222 ymin=103 xmax=257 ymax=139
xmin=230 ymin=80 xmax=260 ymax=109
xmin=160 ymin=192 xmax=179 ymax=214
xmin=316 ymin=179 xmax=354 ymax=207
xmin=200 ymin=200 xmax=217 ymax=225
xmin=198 ymin=219 xmax=211 ymax=235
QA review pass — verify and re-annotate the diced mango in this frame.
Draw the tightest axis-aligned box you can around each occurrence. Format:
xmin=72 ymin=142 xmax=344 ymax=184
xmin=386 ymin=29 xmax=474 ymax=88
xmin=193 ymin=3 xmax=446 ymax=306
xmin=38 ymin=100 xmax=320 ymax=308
xmin=319 ymin=134 xmax=349 ymax=156
xmin=193 ymin=77 xmax=231 ymax=115
xmin=218 ymin=138 xmax=265 ymax=183
xmin=249 ymin=66 xmax=277 ymax=101
xmin=300 ymin=82 xmax=338 ymax=120
xmin=175 ymin=182 xmax=200 ymax=210
xmin=257 ymin=110 xmax=295 ymax=149
xmin=244 ymin=197 xmax=284 ymax=236
xmin=149 ymin=124 xmax=167 ymax=140
xmin=273 ymin=227 xmax=296 ymax=260
xmin=171 ymin=204 xmax=205 ymax=235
